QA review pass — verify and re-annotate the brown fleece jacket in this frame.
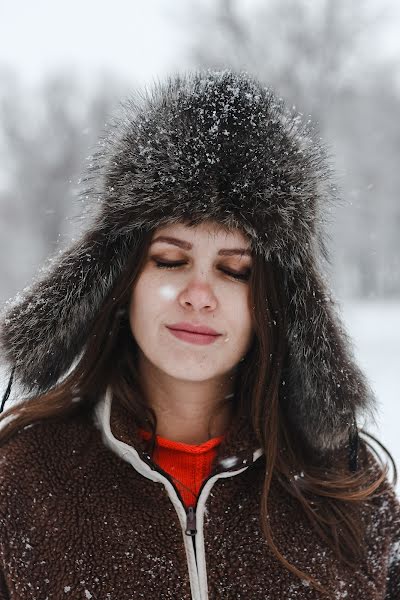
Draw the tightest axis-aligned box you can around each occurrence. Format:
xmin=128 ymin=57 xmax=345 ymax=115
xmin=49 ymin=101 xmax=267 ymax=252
xmin=0 ymin=390 xmax=399 ymax=599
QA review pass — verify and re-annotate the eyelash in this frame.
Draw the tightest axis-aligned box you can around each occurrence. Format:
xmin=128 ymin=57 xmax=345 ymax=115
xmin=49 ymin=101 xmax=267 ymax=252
xmin=152 ymin=259 xmax=251 ymax=282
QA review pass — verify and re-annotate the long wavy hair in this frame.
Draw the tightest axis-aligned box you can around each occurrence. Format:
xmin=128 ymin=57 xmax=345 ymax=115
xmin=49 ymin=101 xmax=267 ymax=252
xmin=0 ymin=220 xmax=396 ymax=598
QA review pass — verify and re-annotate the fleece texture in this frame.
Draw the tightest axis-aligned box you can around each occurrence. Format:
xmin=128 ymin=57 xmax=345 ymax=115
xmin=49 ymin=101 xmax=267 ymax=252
xmin=0 ymin=395 xmax=399 ymax=599
xmin=0 ymin=69 xmax=376 ymax=451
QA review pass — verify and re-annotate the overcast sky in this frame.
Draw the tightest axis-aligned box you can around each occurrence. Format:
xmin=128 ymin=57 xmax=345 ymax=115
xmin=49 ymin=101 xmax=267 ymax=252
xmin=0 ymin=0 xmax=193 ymax=85
xmin=1 ymin=0 xmax=399 ymax=88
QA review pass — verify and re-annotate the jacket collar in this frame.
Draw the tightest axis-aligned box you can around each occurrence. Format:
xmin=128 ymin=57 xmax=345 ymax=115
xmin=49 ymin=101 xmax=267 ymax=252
xmin=99 ymin=387 xmax=263 ymax=475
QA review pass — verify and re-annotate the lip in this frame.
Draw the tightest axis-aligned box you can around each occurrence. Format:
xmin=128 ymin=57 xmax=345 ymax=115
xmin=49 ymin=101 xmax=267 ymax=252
xmin=166 ymin=327 xmax=221 ymax=346
xmin=167 ymin=322 xmax=221 ymax=335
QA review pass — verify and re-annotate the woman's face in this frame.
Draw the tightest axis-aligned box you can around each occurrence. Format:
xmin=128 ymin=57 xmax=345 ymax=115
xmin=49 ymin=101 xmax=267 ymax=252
xmin=129 ymin=221 xmax=254 ymax=383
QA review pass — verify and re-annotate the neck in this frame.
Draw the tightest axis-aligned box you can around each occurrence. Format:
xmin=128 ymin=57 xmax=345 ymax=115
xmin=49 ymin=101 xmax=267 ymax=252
xmin=137 ymin=353 xmax=235 ymax=444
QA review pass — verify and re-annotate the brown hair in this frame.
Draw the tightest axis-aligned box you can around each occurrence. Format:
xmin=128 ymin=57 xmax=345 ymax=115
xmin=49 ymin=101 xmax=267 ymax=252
xmin=0 ymin=220 xmax=396 ymax=598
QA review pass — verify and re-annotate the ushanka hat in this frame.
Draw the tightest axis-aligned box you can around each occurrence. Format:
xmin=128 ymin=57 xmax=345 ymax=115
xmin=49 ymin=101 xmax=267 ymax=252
xmin=0 ymin=69 xmax=374 ymax=464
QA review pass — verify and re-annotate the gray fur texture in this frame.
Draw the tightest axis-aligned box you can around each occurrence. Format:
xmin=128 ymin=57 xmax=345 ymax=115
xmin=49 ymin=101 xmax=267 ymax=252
xmin=0 ymin=69 xmax=375 ymax=450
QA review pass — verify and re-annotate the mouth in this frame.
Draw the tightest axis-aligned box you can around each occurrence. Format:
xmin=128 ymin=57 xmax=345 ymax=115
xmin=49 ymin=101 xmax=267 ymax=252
xmin=166 ymin=326 xmax=222 ymax=346
xmin=166 ymin=322 xmax=221 ymax=335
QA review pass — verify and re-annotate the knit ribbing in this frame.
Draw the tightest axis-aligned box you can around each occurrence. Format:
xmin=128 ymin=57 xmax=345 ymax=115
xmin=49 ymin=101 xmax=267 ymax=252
xmin=138 ymin=429 xmax=224 ymax=508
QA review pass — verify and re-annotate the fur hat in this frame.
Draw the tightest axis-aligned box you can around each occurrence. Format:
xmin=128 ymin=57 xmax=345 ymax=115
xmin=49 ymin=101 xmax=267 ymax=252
xmin=0 ymin=69 xmax=374 ymax=453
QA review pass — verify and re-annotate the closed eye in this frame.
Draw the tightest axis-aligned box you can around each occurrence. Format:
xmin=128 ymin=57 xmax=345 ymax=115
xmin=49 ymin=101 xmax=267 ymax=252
xmin=152 ymin=259 xmax=251 ymax=281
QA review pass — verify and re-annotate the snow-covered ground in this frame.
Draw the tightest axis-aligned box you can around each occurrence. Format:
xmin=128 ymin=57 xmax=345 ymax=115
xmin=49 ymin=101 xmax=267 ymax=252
xmin=341 ymin=300 xmax=400 ymax=491
xmin=1 ymin=300 xmax=399 ymax=491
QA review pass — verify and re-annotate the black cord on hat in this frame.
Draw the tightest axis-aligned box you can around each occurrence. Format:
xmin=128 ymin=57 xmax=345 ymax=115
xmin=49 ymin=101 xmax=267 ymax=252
xmin=348 ymin=413 xmax=359 ymax=472
xmin=0 ymin=366 xmax=15 ymax=414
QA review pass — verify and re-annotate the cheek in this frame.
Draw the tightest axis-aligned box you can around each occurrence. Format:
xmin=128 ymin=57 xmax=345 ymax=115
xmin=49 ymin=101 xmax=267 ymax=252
xmin=130 ymin=278 xmax=178 ymax=326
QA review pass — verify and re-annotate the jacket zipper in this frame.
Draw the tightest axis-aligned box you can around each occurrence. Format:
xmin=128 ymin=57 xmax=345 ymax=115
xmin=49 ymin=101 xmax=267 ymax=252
xmin=184 ymin=468 xmax=219 ymax=540
xmin=138 ymin=456 xmax=205 ymax=597
xmin=140 ymin=455 xmax=223 ymax=593
xmin=141 ymin=451 xmax=220 ymax=537
xmin=144 ymin=457 xmax=258 ymax=598
xmin=185 ymin=506 xmax=197 ymax=536
xmin=183 ymin=468 xmax=234 ymax=580
xmin=181 ymin=465 xmax=256 ymax=599
xmin=185 ymin=506 xmax=198 ymax=565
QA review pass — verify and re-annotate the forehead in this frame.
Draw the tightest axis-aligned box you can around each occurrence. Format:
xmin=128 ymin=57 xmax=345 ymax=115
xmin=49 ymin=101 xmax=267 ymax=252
xmin=151 ymin=221 xmax=251 ymax=246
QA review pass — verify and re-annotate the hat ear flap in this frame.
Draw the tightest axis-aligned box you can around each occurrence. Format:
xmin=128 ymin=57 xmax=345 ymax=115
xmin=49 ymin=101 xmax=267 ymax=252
xmin=281 ymin=259 xmax=375 ymax=451
xmin=0 ymin=231 xmax=134 ymax=393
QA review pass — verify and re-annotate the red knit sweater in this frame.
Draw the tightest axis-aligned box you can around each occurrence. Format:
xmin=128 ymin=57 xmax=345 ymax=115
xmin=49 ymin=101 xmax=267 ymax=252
xmin=138 ymin=429 xmax=224 ymax=509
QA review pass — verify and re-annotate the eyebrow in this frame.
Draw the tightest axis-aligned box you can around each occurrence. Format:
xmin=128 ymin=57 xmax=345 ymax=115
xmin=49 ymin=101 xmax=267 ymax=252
xmin=150 ymin=235 xmax=252 ymax=257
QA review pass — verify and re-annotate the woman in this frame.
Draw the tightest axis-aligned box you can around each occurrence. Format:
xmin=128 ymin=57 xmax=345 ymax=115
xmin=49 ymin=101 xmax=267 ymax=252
xmin=0 ymin=70 xmax=399 ymax=599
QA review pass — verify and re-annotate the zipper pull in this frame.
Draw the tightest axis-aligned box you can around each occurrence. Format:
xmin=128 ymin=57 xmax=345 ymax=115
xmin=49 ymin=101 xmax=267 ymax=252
xmin=185 ymin=506 xmax=197 ymax=536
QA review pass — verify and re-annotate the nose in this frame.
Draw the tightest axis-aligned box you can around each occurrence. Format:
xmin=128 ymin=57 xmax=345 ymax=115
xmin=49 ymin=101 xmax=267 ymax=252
xmin=178 ymin=277 xmax=218 ymax=312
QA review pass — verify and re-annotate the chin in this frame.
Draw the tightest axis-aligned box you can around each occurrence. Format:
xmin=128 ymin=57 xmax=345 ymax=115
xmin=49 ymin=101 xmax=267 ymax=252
xmin=162 ymin=362 xmax=230 ymax=382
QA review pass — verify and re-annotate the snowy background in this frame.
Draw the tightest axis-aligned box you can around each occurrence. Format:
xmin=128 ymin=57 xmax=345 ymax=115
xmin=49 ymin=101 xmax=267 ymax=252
xmin=0 ymin=0 xmax=399 ymax=489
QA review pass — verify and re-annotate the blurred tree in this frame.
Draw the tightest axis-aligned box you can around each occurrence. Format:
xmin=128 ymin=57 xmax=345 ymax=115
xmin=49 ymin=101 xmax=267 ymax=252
xmin=0 ymin=70 xmax=126 ymax=303
xmin=190 ymin=0 xmax=368 ymax=119
xmin=331 ymin=63 xmax=400 ymax=298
